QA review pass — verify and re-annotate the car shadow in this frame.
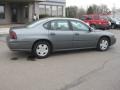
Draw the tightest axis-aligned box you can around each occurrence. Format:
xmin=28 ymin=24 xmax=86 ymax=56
xmin=51 ymin=49 xmax=97 ymax=57
xmin=9 ymin=49 xmax=97 ymax=61
xmin=10 ymin=52 xmax=36 ymax=61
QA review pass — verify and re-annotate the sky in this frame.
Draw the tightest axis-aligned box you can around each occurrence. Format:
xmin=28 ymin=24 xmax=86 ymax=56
xmin=66 ymin=0 xmax=120 ymax=10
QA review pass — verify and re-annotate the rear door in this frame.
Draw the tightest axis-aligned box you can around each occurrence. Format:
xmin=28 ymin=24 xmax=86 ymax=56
xmin=47 ymin=20 xmax=73 ymax=50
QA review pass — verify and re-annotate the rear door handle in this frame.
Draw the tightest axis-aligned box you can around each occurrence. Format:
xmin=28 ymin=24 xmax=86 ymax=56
xmin=50 ymin=33 xmax=56 ymax=36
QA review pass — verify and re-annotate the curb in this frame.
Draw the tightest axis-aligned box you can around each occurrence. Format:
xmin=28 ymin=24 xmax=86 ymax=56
xmin=0 ymin=28 xmax=9 ymax=35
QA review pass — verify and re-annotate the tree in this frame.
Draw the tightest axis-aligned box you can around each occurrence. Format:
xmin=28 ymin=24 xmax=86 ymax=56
xmin=77 ymin=7 xmax=86 ymax=17
xmin=87 ymin=6 xmax=94 ymax=14
xmin=66 ymin=6 xmax=78 ymax=18
xmin=98 ymin=4 xmax=110 ymax=14
xmin=87 ymin=4 xmax=110 ymax=14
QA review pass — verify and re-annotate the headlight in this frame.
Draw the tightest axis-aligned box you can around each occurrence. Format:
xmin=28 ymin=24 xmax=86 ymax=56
xmin=116 ymin=21 xmax=120 ymax=25
xmin=108 ymin=21 xmax=111 ymax=25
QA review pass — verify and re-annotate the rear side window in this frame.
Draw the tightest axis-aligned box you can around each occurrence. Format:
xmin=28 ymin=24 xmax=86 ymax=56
xmin=43 ymin=22 xmax=50 ymax=29
xmin=86 ymin=16 xmax=92 ymax=20
xmin=80 ymin=16 xmax=86 ymax=20
xmin=51 ymin=20 xmax=70 ymax=30
xmin=44 ymin=20 xmax=70 ymax=31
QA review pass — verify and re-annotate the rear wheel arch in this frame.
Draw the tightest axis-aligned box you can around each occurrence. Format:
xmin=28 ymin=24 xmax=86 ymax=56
xmin=32 ymin=39 xmax=53 ymax=52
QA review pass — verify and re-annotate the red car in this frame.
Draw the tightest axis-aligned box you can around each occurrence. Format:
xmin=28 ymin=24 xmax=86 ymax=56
xmin=80 ymin=14 xmax=111 ymax=30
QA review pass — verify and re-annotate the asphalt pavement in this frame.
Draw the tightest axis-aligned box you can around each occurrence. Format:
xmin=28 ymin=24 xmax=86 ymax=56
xmin=0 ymin=30 xmax=120 ymax=90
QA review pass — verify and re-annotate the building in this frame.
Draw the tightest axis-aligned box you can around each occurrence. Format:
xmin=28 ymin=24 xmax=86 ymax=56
xmin=0 ymin=0 xmax=66 ymax=24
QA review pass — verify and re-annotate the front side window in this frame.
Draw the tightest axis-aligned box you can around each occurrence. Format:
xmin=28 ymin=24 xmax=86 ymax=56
xmin=86 ymin=16 xmax=92 ymax=20
xmin=94 ymin=15 xmax=99 ymax=20
xmin=0 ymin=5 xmax=5 ymax=19
xmin=50 ymin=20 xmax=70 ymax=30
xmin=70 ymin=20 xmax=89 ymax=31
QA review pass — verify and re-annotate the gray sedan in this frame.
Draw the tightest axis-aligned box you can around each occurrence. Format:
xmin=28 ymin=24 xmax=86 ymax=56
xmin=7 ymin=18 xmax=116 ymax=58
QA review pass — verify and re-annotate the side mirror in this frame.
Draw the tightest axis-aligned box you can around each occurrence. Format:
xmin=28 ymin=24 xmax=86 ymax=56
xmin=89 ymin=27 xmax=93 ymax=32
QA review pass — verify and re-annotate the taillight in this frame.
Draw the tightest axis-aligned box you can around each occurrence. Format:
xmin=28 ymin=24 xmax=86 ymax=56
xmin=10 ymin=31 xmax=17 ymax=39
xmin=99 ymin=22 xmax=102 ymax=24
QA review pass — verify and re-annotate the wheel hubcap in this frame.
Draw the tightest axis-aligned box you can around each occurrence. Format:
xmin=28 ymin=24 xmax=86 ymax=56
xmin=36 ymin=44 xmax=48 ymax=57
xmin=100 ymin=40 xmax=109 ymax=50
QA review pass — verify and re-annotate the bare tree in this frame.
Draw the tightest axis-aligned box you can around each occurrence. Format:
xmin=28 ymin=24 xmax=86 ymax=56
xmin=87 ymin=4 xmax=110 ymax=14
xmin=98 ymin=4 xmax=110 ymax=14
xmin=77 ymin=7 xmax=86 ymax=17
xmin=66 ymin=6 xmax=78 ymax=18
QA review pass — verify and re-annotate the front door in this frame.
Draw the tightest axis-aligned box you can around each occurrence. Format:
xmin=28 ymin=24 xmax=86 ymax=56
xmin=70 ymin=20 xmax=96 ymax=48
xmin=11 ymin=4 xmax=18 ymax=23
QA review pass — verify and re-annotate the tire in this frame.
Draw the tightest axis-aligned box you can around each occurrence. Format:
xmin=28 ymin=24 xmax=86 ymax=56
xmin=111 ymin=24 xmax=116 ymax=29
xmin=97 ymin=37 xmax=110 ymax=51
xmin=90 ymin=24 xmax=96 ymax=30
xmin=32 ymin=41 xmax=51 ymax=59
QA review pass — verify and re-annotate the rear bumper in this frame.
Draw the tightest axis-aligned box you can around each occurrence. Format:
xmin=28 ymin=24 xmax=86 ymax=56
xmin=6 ymin=36 xmax=32 ymax=52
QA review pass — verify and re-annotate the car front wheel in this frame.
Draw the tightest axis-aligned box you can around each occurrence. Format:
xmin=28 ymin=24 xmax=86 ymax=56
xmin=33 ymin=41 xmax=51 ymax=59
xmin=97 ymin=37 xmax=110 ymax=51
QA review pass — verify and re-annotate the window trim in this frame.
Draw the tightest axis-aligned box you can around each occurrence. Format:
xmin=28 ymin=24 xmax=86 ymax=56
xmin=51 ymin=6 xmax=57 ymax=16
xmin=0 ymin=4 xmax=5 ymax=19
xmin=69 ymin=20 xmax=90 ymax=31
xmin=24 ymin=5 xmax=29 ymax=19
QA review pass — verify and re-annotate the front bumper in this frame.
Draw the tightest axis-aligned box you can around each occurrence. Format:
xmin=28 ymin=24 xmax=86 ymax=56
xmin=96 ymin=24 xmax=110 ymax=29
xmin=110 ymin=36 xmax=116 ymax=46
xmin=116 ymin=24 xmax=120 ymax=28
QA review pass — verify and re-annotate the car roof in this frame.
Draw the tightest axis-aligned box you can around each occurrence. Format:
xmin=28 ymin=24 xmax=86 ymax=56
xmin=27 ymin=17 xmax=90 ymax=28
xmin=41 ymin=17 xmax=87 ymax=24
xmin=40 ymin=17 xmax=81 ymax=21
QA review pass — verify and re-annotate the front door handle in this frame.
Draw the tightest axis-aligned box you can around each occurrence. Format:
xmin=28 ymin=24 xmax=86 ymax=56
xmin=50 ymin=33 xmax=56 ymax=36
xmin=75 ymin=33 xmax=79 ymax=36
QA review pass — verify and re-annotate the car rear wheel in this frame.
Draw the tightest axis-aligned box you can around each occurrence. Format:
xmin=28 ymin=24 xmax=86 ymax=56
xmin=32 ymin=41 xmax=51 ymax=59
xmin=111 ymin=24 xmax=116 ymax=29
xmin=97 ymin=37 xmax=110 ymax=51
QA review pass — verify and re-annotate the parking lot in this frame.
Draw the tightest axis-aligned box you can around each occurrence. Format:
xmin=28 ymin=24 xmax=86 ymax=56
xmin=0 ymin=29 xmax=120 ymax=90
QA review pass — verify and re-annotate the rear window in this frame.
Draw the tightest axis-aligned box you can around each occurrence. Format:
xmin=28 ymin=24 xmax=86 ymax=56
xmin=27 ymin=18 xmax=47 ymax=28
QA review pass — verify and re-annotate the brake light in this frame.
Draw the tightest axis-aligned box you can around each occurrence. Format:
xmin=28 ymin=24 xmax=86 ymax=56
xmin=10 ymin=31 xmax=17 ymax=39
